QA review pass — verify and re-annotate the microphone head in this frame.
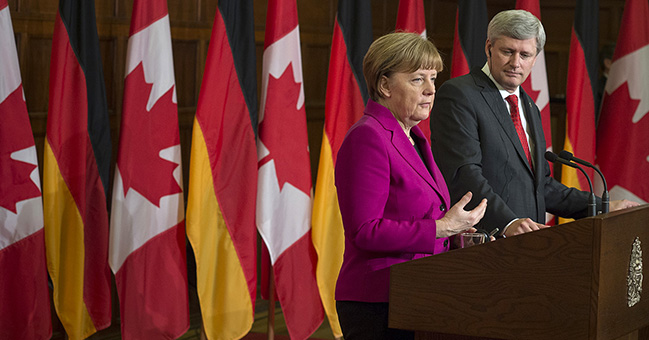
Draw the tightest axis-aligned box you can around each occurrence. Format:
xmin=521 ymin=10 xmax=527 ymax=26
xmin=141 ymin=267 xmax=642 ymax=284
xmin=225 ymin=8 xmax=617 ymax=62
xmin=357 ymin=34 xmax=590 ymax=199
xmin=544 ymin=151 xmax=558 ymax=162
xmin=559 ymin=150 xmax=574 ymax=160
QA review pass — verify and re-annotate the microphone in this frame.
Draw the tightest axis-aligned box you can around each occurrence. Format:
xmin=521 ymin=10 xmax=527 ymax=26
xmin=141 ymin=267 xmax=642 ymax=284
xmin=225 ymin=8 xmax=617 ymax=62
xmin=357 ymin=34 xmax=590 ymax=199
xmin=559 ymin=150 xmax=609 ymax=214
xmin=545 ymin=151 xmax=597 ymax=217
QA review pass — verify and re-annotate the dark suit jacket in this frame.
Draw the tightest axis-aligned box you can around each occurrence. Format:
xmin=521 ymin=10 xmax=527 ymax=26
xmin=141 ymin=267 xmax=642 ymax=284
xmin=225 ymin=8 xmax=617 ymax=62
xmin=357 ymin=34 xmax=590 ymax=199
xmin=335 ymin=99 xmax=451 ymax=302
xmin=430 ymin=68 xmax=596 ymax=232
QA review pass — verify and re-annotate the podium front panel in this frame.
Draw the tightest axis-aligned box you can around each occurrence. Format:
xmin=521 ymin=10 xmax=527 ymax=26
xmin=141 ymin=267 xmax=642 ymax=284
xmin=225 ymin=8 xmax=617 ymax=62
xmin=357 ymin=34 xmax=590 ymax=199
xmin=390 ymin=221 xmax=594 ymax=340
xmin=593 ymin=206 xmax=649 ymax=339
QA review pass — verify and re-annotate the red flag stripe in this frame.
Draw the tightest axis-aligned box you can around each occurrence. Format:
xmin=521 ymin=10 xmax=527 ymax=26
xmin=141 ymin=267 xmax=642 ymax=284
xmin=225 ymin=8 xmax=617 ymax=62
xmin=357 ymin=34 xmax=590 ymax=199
xmin=47 ymin=10 xmax=112 ymax=331
xmin=450 ymin=9 xmax=470 ymax=79
xmin=325 ymin=21 xmax=366 ymax=163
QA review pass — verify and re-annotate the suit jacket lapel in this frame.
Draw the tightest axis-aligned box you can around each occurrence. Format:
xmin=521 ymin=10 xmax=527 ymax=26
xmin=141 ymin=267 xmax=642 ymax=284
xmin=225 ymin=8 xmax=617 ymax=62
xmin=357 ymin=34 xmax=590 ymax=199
xmin=390 ymin=125 xmax=437 ymax=190
xmin=392 ymin=129 xmax=451 ymax=209
xmin=473 ymin=70 xmax=534 ymax=175
xmin=519 ymin=90 xmax=545 ymax=181
xmin=366 ymin=100 xmax=450 ymax=206
xmin=413 ymin=127 xmax=451 ymax=208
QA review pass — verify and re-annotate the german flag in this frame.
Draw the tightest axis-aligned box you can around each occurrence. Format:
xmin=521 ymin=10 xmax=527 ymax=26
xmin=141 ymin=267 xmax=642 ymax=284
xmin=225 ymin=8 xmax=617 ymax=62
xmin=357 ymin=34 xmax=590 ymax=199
xmin=43 ymin=0 xmax=112 ymax=339
xmin=450 ymin=0 xmax=487 ymax=78
xmin=186 ymin=0 xmax=258 ymax=339
xmin=312 ymin=0 xmax=372 ymax=337
xmin=562 ymin=0 xmax=598 ymax=211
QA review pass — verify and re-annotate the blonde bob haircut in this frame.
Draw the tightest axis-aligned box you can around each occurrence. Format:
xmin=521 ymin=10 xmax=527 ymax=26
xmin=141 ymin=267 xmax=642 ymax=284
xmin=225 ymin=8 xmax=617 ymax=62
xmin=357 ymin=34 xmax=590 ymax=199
xmin=363 ymin=32 xmax=443 ymax=102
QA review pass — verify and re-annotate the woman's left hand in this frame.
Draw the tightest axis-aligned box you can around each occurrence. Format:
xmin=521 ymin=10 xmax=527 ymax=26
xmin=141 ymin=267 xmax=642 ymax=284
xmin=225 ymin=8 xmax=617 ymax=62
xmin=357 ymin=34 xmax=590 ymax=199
xmin=436 ymin=191 xmax=487 ymax=238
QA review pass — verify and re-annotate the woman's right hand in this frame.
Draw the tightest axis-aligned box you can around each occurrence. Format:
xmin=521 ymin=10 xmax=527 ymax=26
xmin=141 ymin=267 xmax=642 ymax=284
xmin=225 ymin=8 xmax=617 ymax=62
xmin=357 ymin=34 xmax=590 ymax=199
xmin=436 ymin=192 xmax=487 ymax=238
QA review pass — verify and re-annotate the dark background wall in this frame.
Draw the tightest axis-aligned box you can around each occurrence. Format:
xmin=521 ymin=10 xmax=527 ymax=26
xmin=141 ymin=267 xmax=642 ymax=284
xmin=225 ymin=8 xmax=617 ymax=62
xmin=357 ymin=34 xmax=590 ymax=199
xmin=7 ymin=0 xmax=627 ymax=337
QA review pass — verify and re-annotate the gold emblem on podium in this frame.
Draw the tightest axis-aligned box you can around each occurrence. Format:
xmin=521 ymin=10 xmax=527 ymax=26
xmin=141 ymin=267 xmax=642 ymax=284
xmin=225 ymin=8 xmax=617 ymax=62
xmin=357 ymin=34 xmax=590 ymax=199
xmin=627 ymin=237 xmax=643 ymax=307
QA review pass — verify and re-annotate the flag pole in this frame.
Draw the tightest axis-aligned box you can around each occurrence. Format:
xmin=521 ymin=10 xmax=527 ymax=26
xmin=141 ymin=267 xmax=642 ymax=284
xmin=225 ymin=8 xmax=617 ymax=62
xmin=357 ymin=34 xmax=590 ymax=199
xmin=267 ymin=267 xmax=275 ymax=340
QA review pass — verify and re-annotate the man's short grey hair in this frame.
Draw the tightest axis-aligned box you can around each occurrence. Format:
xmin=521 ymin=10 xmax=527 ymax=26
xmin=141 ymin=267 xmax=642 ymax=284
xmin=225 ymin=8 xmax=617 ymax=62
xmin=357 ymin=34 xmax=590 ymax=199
xmin=487 ymin=9 xmax=546 ymax=55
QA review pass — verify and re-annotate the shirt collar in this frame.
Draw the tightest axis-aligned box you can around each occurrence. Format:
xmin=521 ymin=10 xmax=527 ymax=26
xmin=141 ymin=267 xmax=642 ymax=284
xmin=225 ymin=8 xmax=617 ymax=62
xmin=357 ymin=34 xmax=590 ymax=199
xmin=481 ymin=62 xmax=521 ymax=100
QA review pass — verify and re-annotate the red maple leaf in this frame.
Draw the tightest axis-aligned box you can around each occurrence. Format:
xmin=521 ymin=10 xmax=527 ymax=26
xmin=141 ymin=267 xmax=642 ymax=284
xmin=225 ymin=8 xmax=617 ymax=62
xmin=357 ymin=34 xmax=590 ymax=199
xmin=258 ymin=63 xmax=311 ymax=195
xmin=0 ymin=86 xmax=41 ymax=213
xmin=597 ymin=82 xmax=649 ymax=201
xmin=117 ymin=63 xmax=182 ymax=207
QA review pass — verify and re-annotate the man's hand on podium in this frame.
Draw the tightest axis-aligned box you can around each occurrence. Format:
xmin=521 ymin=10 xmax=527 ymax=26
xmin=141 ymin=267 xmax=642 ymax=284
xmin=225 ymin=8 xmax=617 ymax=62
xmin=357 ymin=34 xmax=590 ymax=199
xmin=503 ymin=218 xmax=550 ymax=237
xmin=609 ymin=199 xmax=641 ymax=211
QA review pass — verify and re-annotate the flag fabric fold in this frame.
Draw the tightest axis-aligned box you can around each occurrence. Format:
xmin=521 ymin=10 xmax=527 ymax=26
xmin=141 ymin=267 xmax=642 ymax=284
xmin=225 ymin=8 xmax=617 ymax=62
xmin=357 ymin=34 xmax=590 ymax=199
xmin=186 ymin=0 xmax=259 ymax=339
xmin=0 ymin=1 xmax=52 ymax=338
xmin=109 ymin=0 xmax=189 ymax=338
xmin=256 ymin=0 xmax=324 ymax=338
xmin=43 ymin=0 xmax=113 ymax=338
xmin=396 ymin=0 xmax=432 ymax=143
xmin=450 ymin=0 xmax=487 ymax=78
xmin=312 ymin=1 xmax=372 ymax=337
xmin=561 ymin=0 xmax=598 ymax=207
xmin=596 ymin=0 xmax=649 ymax=204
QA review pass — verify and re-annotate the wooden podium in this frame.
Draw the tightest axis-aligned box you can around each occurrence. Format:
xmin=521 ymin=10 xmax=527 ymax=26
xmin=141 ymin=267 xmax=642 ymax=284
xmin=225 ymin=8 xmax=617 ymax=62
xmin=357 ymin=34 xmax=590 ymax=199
xmin=389 ymin=205 xmax=649 ymax=340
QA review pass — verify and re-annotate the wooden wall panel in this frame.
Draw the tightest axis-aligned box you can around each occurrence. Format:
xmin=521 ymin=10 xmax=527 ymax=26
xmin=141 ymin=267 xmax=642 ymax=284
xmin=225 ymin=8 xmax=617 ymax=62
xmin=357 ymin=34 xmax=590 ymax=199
xmin=302 ymin=44 xmax=329 ymax=121
xmin=173 ymin=40 xmax=199 ymax=107
xmin=297 ymin=0 xmax=336 ymax=34
xmin=173 ymin=39 xmax=200 ymax=192
xmin=115 ymin=0 xmax=130 ymax=18
xmin=600 ymin=3 xmax=623 ymax=43
xmin=372 ymin=0 xmax=399 ymax=33
xmin=95 ymin=0 xmax=116 ymax=20
xmin=199 ymin=0 xmax=217 ymax=23
xmin=99 ymin=38 xmax=118 ymax=112
xmin=429 ymin=0 xmax=457 ymax=41
xmin=23 ymin=36 xmax=51 ymax=113
xmin=303 ymin=42 xmax=330 ymax=178
xmin=168 ymin=0 xmax=199 ymax=22
xmin=18 ymin=0 xmax=57 ymax=15
xmin=541 ymin=6 xmax=575 ymax=47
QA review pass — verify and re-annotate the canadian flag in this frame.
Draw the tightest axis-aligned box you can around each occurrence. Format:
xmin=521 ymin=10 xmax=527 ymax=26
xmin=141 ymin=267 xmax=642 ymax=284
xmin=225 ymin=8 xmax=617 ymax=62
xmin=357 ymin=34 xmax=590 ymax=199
xmin=516 ymin=0 xmax=555 ymax=224
xmin=109 ymin=0 xmax=189 ymax=338
xmin=396 ymin=0 xmax=426 ymax=38
xmin=596 ymin=0 xmax=649 ymax=204
xmin=395 ymin=0 xmax=431 ymax=143
xmin=256 ymin=0 xmax=324 ymax=338
xmin=516 ymin=0 xmax=552 ymax=155
xmin=0 ymin=1 xmax=51 ymax=338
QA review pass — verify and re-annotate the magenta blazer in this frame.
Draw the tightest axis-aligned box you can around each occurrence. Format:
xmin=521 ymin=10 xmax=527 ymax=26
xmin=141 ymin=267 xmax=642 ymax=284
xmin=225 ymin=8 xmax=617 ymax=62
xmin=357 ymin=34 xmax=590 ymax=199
xmin=335 ymin=99 xmax=452 ymax=303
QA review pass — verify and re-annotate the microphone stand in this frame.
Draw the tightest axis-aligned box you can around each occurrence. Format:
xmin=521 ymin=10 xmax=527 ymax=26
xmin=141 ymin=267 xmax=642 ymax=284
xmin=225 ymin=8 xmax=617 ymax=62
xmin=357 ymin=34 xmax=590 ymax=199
xmin=545 ymin=152 xmax=597 ymax=217
xmin=559 ymin=151 xmax=609 ymax=214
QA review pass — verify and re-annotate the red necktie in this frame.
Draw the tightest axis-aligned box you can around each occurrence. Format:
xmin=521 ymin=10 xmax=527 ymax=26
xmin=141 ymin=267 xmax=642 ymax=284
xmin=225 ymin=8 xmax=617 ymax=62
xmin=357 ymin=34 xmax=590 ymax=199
xmin=505 ymin=94 xmax=533 ymax=169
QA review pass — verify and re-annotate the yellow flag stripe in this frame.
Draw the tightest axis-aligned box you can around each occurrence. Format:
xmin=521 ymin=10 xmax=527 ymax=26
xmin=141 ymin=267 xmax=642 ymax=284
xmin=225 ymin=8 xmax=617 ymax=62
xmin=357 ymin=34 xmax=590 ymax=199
xmin=186 ymin=121 xmax=253 ymax=340
xmin=43 ymin=140 xmax=97 ymax=340
xmin=559 ymin=138 xmax=580 ymax=224
xmin=312 ymin=133 xmax=344 ymax=338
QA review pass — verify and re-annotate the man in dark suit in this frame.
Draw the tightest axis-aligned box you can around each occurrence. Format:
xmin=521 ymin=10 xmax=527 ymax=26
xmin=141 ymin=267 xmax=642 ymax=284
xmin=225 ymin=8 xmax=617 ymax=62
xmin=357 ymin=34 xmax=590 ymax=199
xmin=430 ymin=9 xmax=637 ymax=237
